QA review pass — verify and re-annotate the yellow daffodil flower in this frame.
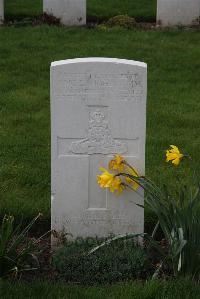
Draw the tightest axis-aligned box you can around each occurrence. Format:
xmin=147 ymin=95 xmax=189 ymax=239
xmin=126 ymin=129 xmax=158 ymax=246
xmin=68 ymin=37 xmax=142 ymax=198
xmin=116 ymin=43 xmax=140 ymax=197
xmin=109 ymin=177 xmax=125 ymax=195
xmin=125 ymin=166 xmax=140 ymax=191
xmin=97 ymin=167 xmax=125 ymax=195
xmin=166 ymin=145 xmax=184 ymax=166
xmin=109 ymin=155 xmax=125 ymax=172
xmin=97 ymin=167 xmax=114 ymax=188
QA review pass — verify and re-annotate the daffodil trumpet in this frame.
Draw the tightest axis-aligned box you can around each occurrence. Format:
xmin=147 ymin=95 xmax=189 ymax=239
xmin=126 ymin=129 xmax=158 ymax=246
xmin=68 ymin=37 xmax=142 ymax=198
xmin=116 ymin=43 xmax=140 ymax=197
xmin=97 ymin=167 xmax=125 ymax=195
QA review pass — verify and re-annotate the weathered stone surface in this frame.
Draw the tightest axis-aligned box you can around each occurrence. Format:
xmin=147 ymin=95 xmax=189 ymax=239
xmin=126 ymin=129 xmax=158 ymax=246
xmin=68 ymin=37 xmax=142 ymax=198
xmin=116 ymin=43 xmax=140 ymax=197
xmin=43 ymin=0 xmax=86 ymax=26
xmin=157 ymin=0 xmax=200 ymax=26
xmin=0 ymin=0 xmax=4 ymax=24
xmin=51 ymin=58 xmax=147 ymax=239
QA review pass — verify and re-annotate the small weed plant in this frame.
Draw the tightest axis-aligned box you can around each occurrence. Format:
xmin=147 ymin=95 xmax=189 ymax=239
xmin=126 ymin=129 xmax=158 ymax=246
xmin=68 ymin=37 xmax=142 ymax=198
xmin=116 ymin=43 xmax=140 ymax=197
xmin=0 ymin=213 xmax=42 ymax=278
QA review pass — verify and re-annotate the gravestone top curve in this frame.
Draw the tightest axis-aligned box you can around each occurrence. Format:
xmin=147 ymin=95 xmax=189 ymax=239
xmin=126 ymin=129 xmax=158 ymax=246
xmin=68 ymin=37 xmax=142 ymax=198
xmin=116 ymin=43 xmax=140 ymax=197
xmin=51 ymin=57 xmax=147 ymax=68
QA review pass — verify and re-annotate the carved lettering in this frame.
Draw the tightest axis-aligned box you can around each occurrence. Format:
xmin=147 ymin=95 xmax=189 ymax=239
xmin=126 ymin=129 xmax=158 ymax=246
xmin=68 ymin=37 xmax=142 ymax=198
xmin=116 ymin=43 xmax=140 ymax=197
xmin=55 ymin=72 xmax=143 ymax=101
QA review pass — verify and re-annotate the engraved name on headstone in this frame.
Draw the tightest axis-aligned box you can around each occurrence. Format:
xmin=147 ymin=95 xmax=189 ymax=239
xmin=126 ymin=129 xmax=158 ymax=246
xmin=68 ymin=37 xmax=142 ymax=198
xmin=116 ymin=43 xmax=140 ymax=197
xmin=51 ymin=58 xmax=147 ymax=239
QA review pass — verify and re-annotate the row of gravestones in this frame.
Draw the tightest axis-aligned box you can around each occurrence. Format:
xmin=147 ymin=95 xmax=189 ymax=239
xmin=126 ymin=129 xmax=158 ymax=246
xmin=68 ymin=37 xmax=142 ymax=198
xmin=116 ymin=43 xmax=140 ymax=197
xmin=0 ymin=0 xmax=199 ymax=26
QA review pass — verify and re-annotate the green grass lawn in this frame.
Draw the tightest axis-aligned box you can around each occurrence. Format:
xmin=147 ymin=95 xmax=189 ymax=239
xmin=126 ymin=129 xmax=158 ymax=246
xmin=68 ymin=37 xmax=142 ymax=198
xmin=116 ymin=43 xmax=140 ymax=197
xmin=88 ymin=0 xmax=157 ymax=22
xmin=5 ymin=0 xmax=157 ymax=22
xmin=1 ymin=279 xmax=200 ymax=299
xmin=0 ymin=25 xmax=200 ymax=225
xmin=5 ymin=0 xmax=42 ymax=20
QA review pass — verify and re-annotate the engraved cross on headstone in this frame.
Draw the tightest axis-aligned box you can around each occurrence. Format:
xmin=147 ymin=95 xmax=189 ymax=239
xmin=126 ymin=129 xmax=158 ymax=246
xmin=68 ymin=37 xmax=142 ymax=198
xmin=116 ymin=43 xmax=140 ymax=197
xmin=57 ymin=104 xmax=130 ymax=210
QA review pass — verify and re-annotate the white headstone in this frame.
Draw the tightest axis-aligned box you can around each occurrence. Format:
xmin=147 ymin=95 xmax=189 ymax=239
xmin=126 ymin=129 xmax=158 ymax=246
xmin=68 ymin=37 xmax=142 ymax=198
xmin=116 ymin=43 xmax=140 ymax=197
xmin=157 ymin=0 xmax=200 ymax=26
xmin=0 ymin=0 xmax=4 ymax=24
xmin=51 ymin=58 xmax=147 ymax=240
xmin=43 ymin=0 xmax=86 ymax=26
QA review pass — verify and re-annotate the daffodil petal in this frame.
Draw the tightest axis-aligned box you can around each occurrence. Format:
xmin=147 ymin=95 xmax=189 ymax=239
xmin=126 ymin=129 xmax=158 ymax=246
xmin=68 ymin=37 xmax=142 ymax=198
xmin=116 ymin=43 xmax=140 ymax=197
xmin=172 ymin=157 xmax=180 ymax=166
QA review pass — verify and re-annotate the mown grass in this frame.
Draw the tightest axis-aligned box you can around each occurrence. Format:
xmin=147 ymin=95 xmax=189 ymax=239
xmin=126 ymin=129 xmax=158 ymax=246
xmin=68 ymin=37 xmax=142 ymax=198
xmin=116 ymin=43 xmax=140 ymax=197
xmin=5 ymin=0 xmax=42 ymax=20
xmin=1 ymin=279 xmax=200 ymax=299
xmin=88 ymin=0 xmax=157 ymax=22
xmin=0 ymin=25 xmax=200 ymax=225
xmin=5 ymin=0 xmax=156 ymax=22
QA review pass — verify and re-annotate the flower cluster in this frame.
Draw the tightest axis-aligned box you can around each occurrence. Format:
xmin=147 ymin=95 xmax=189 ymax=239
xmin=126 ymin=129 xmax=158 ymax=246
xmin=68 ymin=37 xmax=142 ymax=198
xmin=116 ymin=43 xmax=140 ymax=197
xmin=97 ymin=155 xmax=140 ymax=195
xmin=97 ymin=167 xmax=125 ymax=195
xmin=96 ymin=145 xmax=200 ymax=279
xmin=97 ymin=145 xmax=185 ymax=194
